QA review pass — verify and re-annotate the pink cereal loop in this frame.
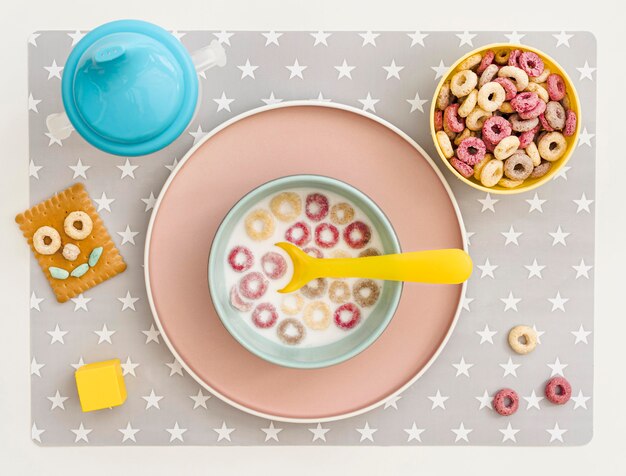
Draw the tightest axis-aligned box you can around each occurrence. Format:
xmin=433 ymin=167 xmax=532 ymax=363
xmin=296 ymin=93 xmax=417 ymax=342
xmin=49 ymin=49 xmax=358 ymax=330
xmin=450 ymin=157 xmax=474 ymax=178
xmin=477 ymin=50 xmax=495 ymax=74
xmin=518 ymin=125 xmax=540 ymax=148
xmin=493 ymin=77 xmax=517 ymax=101
xmin=547 ymin=73 xmax=566 ymax=101
xmin=519 ymin=51 xmax=544 ymax=77
xmin=564 ymin=109 xmax=577 ymax=136
xmin=545 ymin=377 xmax=572 ymax=405
xmin=434 ymin=110 xmax=443 ymax=131
xmin=518 ymin=99 xmax=546 ymax=120
xmin=511 ymin=91 xmax=540 ymax=114
xmin=482 ymin=116 xmax=512 ymax=144
xmin=444 ymin=103 xmax=465 ymax=133
xmin=493 ymin=388 xmax=519 ymax=416
xmin=539 ymin=113 xmax=554 ymax=131
xmin=508 ymin=49 xmax=521 ymax=67
xmin=456 ymin=137 xmax=486 ymax=165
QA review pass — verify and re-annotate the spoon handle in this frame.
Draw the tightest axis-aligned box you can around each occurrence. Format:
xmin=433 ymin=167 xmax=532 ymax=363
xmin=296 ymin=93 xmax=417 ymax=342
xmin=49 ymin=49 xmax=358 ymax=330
xmin=314 ymin=249 xmax=473 ymax=284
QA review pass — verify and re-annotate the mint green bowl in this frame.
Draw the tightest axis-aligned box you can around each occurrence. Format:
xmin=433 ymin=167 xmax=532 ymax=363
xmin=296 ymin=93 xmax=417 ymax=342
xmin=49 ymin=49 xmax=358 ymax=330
xmin=208 ymin=175 xmax=402 ymax=369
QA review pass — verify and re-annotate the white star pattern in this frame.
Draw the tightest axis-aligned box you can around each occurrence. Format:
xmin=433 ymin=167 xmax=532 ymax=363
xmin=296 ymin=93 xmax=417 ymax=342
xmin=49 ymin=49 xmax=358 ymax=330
xmin=142 ymin=389 xmax=164 ymax=410
xmin=29 ymin=159 xmax=42 ymax=179
xmin=165 ymin=158 xmax=178 ymax=172
xmin=500 ymin=291 xmax=521 ymax=312
xmin=499 ymin=423 xmax=520 ymax=443
xmin=572 ymin=390 xmax=591 ymax=410
xmin=44 ymin=60 xmax=63 ymax=79
xmin=546 ymin=423 xmax=567 ymax=443
xmin=262 ymin=92 xmax=282 ymax=105
xmin=68 ymin=30 xmax=85 ymax=46
xmin=30 ymin=291 xmax=44 ymax=311
xmin=525 ymin=259 xmax=545 ymax=279
xmin=428 ymin=390 xmax=449 ymax=410
xmin=286 ymin=59 xmax=307 ymax=79
xmin=121 ymin=357 xmax=139 ymax=377
xmin=70 ymin=357 xmax=85 ymax=370
xmin=548 ymin=292 xmax=569 ymax=312
xmin=499 ymin=357 xmax=521 ymax=377
xmin=451 ymin=422 xmax=472 ymax=443
xmin=141 ymin=192 xmax=157 ymax=212
xmin=119 ymin=422 xmax=140 ymax=443
xmin=571 ymin=324 xmax=591 ymax=344
xmin=478 ymin=258 xmax=498 ymax=278
xmin=501 ymin=226 xmax=522 ymax=245
xmin=170 ymin=30 xmax=185 ymax=42
xmin=142 ymin=324 xmax=161 ymax=344
xmin=95 ymin=324 xmax=116 ymax=344
xmin=359 ymin=31 xmax=379 ymax=47
xmin=31 ymin=357 xmax=45 ymax=377
xmin=526 ymin=192 xmax=546 ymax=213
xmin=335 ymin=59 xmax=355 ymax=79
xmin=28 ymin=93 xmax=42 ymax=113
xmin=408 ymin=31 xmax=428 ymax=47
xmin=431 ymin=60 xmax=449 ymax=80
xmin=310 ymin=31 xmax=331 ymax=46
xmin=576 ymin=61 xmax=596 ymax=81
xmin=214 ymin=92 xmax=235 ymax=112
xmin=452 ymin=357 xmax=473 ymax=377
xmin=213 ymin=31 xmax=234 ymax=46
xmin=383 ymin=59 xmax=404 ymax=80
xmin=165 ymin=359 xmax=184 ymax=377
xmin=166 ymin=422 xmax=187 ymax=443
xmin=117 ymin=159 xmax=138 ymax=179
xmin=553 ymin=165 xmax=571 ymax=181
xmin=455 ymin=31 xmax=476 ymax=47
xmin=118 ymin=291 xmax=139 ymax=311
xmin=357 ymin=93 xmax=379 ymax=112
xmin=577 ymin=127 xmax=595 ymax=147
xmin=461 ymin=296 xmax=474 ymax=311
xmin=475 ymin=390 xmax=493 ymax=410
xmin=32 ymin=423 xmax=45 ymax=443
xmin=189 ymin=389 xmax=210 ymax=409
xmin=523 ymin=390 xmax=544 ymax=410
xmin=28 ymin=32 xmax=40 ymax=47
xmin=573 ymin=259 xmax=593 ymax=279
xmin=356 ymin=422 xmax=377 ymax=442
xmin=549 ymin=226 xmax=570 ymax=246
xmin=94 ymin=192 xmax=114 ymax=212
xmin=69 ymin=159 xmax=90 ymax=179
xmin=261 ymin=422 xmax=283 ymax=442
xmin=309 ymin=423 xmax=330 ymax=442
xmin=547 ymin=357 xmax=568 ymax=377
xmin=214 ymin=422 xmax=235 ymax=442
xmin=47 ymin=324 xmax=68 ymax=344
xmin=504 ymin=31 xmax=525 ymax=43
xmin=189 ymin=125 xmax=207 ymax=145
xmin=70 ymin=294 xmax=91 ymax=311
xmin=117 ymin=225 xmax=139 ymax=245
xmin=71 ymin=423 xmax=92 ymax=443
xmin=553 ymin=31 xmax=574 ymax=47
xmin=478 ymin=193 xmax=498 ymax=212
xmin=573 ymin=193 xmax=593 ymax=213
xmin=406 ymin=91 xmax=428 ymax=113
xmin=237 ymin=59 xmax=258 ymax=79
xmin=47 ymin=390 xmax=68 ymax=410
xmin=262 ymin=31 xmax=282 ymax=46
xmin=533 ymin=324 xmax=546 ymax=344
xmin=384 ymin=395 xmax=402 ymax=410
xmin=404 ymin=423 xmax=425 ymax=442
xmin=476 ymin=325 xmax=497 ymax=345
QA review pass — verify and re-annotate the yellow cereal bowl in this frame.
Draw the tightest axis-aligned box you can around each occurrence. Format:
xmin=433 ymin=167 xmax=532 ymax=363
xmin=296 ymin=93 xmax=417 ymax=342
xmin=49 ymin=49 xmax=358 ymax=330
xmin=430 ymin=43 xmax=581 ymax=194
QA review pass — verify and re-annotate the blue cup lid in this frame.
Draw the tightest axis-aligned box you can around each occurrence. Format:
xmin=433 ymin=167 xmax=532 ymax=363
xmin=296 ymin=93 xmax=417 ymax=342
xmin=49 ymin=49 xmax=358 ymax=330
xmin=62 ymin=20 xmax=198 ymax=156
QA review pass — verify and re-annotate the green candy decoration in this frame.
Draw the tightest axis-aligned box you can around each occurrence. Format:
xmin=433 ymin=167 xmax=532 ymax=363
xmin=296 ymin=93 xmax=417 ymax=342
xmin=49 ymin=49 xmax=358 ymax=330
xmin=70 ymin=263 xmax=90 ymax=278
xmin=88 ymin=247 xmax=103 ymax=267
xmin=49 ymin=267 xmax=69 ymax=280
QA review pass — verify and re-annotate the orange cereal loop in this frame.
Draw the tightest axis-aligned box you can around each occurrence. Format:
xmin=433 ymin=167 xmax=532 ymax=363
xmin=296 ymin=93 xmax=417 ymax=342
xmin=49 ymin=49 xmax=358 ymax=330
xmin=352 ymin=279 xmax=381 ymax=308
xmin=328 ymin=280 xmax=351 ymax=304
xmin=269 ymin=192 xmax=302 ymax=222
xmin=436 ymin=82 xmax=451 ymax=110
xmin=303 ymin=301 xmax=331 ymax=330
xmin=329 ymin=203 xmax=355 ymax=226
xmin=494 ymin=49 xmax=510 ymax=65
xmin=244 ymin=209 xmax=275 ymax=241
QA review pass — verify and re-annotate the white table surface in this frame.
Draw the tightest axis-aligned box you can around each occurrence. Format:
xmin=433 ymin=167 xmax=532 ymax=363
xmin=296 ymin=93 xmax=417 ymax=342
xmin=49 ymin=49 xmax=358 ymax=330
xmin=0 ymin=0 xmax=622 ymax=474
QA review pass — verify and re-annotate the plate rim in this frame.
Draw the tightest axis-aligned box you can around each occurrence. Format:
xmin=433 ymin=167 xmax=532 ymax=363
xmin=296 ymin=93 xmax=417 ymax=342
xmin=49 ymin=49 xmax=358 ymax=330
xmin=144 ymin=100 xmax=468 ymax=423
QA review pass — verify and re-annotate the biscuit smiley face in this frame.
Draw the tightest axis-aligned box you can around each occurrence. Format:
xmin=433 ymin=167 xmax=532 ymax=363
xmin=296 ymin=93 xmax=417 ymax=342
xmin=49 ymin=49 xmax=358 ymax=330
xmin=15 ymin=183 xmax=126 ymax=303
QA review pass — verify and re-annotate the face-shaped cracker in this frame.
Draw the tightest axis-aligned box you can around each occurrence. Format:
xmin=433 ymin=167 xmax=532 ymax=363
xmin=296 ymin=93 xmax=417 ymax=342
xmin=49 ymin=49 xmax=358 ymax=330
xmin=15 ymin=183 xmax=126 ymax=302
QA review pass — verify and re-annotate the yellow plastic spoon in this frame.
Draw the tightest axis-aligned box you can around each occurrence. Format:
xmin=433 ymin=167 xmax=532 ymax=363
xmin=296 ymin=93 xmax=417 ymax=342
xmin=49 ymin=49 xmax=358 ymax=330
xmin=275 ymin=242 xmax=473 ymax=294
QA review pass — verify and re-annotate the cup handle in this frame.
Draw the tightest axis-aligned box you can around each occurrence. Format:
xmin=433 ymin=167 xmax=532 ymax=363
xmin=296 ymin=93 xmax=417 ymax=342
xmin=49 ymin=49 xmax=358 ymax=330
xmin=191 ymin=40 xmax=227 ymax=74
xmin=46 ymin=112 xmax=74 ymax=140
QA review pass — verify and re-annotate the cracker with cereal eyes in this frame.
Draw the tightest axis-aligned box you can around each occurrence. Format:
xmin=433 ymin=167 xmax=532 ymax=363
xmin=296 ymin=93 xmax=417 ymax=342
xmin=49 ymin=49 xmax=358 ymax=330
xmin=15 ymin=183 xmax=126 ymax=302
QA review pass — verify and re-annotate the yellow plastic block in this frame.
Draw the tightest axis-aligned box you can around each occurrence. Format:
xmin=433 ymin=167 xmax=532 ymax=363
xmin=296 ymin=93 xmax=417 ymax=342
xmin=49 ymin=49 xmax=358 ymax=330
xmin=75 ymin=359 xmax=127 ymax=412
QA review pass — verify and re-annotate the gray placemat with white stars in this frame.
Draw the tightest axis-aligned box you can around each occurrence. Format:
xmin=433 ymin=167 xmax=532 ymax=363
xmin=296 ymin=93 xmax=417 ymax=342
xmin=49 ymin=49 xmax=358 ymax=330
xmin=27 ymin=30 xmax=595 ymax=446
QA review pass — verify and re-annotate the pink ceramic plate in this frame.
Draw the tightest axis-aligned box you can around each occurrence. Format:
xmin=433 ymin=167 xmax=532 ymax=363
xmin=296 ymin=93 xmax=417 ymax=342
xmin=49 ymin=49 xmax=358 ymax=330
xmin=145 ymin=102 xmax=467 ymax=422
